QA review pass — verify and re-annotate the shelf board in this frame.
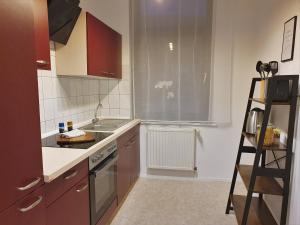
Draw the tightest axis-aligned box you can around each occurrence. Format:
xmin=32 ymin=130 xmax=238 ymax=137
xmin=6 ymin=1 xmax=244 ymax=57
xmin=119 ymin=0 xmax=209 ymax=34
xmin=242 ymin=132 xmax=287 ymax=151
xmin=249 ymin=98 xmax=291 ymax=105
xmin=236 ymin=165 xmax=283 ymax=196
xmin=231 ymin=195 xmax=278 ymax=225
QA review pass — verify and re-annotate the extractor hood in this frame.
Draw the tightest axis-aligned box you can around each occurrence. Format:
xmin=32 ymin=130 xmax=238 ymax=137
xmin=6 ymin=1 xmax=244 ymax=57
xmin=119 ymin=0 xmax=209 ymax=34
xmin=47 ymin=0 xmax=81 ymax=45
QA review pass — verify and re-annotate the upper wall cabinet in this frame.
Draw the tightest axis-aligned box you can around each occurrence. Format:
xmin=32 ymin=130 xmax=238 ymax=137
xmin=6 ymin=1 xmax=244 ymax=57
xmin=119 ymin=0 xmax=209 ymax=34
xmin=33 ymin=0 xmax=51 ymax=70
xmin=55 ymin=11 xmax=122 ymax=79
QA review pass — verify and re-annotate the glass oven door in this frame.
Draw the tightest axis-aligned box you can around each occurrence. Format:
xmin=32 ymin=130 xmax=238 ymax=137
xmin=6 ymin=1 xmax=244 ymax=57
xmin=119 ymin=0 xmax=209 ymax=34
xmin=90 ymin=153 xmax=118 ymax=225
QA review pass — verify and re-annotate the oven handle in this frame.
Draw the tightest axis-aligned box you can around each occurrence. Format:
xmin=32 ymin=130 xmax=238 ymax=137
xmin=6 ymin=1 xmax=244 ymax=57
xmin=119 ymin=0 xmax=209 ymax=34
xmin=91 ymin=156 xmax=118 ymax=177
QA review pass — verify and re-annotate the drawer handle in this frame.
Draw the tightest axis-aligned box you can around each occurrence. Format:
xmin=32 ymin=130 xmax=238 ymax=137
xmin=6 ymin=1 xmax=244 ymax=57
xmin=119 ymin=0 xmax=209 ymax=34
xmin=17 ymin=177 xmax=41 ymax=191
xmin=64 ymin=170 xmax=78 ymax=180
xmin=130 ymin=139 xmax=136 ymax=145
xmin=19 ymin=196 xmax=43 ymax=213
xmin=36 ymin=60 xmax=49 ymax=65
xmin=76 ymin=184 xmax=88 ymax=193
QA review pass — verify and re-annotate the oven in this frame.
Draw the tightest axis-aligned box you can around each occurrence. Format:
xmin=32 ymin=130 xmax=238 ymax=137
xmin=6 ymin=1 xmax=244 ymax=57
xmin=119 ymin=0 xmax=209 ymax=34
xmin=89 ymin=141 xmax=118 ymax=225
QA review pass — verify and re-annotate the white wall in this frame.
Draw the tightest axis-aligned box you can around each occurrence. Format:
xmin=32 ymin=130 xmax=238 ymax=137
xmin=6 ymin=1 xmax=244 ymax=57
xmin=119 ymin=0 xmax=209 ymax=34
xmin=38 ymin=0 xmax=132 ymax=134
xmin=250 ymin=1 xmax=300 ymax=224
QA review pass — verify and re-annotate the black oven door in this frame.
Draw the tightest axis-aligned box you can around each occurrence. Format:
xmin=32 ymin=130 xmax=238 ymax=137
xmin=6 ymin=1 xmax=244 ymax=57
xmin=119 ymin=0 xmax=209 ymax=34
xmin=89 ymin=152 xmax=118 ymax=225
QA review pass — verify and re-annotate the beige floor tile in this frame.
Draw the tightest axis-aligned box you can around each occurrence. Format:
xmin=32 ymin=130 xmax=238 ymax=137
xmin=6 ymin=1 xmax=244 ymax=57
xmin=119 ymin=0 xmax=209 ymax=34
xmin=111 ymin=178 xmax=245 ymax=225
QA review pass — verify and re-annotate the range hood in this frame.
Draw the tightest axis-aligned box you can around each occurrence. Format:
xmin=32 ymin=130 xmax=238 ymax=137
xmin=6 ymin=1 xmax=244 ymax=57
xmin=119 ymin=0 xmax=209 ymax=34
xmin=47 ymin=0 xmax=81 ymax=45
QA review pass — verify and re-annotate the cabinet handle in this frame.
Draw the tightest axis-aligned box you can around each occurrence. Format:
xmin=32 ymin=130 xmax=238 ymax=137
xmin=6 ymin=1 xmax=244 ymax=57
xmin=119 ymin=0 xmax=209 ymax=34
xmin=130 ymin=138 xmax=137 ymax=145
xmin=76 ymin=183 xmax=88 ymax=193
xmin=64 ymin=170 xmax=78 ymax=180
xmin=36 ymin=60 xmax=49 ymax=65
xmin=19 ymin=196 xmax=43 ymax=213
xmin=17 ymin=177 xmax=41 ymax=191
xmin=101 ymin=71 xmax=109 ymax=75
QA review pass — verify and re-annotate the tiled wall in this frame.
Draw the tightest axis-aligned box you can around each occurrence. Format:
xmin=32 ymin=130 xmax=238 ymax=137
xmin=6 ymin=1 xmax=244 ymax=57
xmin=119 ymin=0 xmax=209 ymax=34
xmin=38 ymin=43 xmax=131 ymax=134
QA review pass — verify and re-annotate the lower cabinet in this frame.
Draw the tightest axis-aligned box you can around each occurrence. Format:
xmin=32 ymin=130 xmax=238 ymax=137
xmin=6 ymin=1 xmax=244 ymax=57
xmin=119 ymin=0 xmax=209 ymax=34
xmin=0 ymin=187 xmax=46 ymax=225
xmin=117 ymin=125 xmax=140 ymax=204
xmin=46 ymin=177 xmax=90 ymax=225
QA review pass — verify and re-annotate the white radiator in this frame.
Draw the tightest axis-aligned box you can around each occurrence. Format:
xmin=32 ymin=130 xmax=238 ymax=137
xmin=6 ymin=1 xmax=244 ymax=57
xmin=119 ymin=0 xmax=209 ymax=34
xmin=147 ymin=127 xmax=196 ymax=171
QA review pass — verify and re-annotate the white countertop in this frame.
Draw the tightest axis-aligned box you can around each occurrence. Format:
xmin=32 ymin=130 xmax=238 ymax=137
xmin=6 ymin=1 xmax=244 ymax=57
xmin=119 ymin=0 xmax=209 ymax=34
xmin=42 ymin=119 xmax=141 ymax=183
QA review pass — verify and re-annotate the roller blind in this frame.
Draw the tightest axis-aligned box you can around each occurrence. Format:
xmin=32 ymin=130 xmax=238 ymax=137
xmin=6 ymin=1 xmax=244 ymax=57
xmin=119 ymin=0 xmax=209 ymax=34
xmin=132 ymin=0 xmax=213 ymax=122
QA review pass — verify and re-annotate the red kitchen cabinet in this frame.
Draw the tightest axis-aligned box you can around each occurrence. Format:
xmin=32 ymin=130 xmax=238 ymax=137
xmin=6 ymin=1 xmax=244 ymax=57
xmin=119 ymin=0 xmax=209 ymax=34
xmin=0 ymin=1 xmax=43 ymax=213
xmin=33 ymin=0 xmax=51 ymax=70
xmin=86 ymin=12 xmax=122 ymax=78
xmin=117 ymin=125 xmax=140 ymax=203
xmin=87 ymin=12 xmax=109 ymax=77
xmin=46 ymin=177 xmax=90 ymax=225
xmin=0 ymin=187 xmax=46 ymax=225
xmin=56 ymin=11 xmax=122 ymax=78
xmin=117 ymin=141 xmax=132 ymax=203
xmin=130 ymin=131 xmax=140 ymax=184
xmin=109 ymin=29 xmax=122 ymax=79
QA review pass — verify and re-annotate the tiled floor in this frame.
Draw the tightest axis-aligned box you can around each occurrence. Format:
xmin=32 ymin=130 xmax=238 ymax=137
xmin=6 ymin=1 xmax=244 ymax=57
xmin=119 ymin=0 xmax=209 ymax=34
xmin=111 ymin=178 xmax=244 ymax=225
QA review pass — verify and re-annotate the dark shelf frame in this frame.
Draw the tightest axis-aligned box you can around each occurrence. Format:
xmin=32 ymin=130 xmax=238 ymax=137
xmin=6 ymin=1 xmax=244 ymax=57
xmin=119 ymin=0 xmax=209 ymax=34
xmin=225 ymin=75 xmax=299 ymax=225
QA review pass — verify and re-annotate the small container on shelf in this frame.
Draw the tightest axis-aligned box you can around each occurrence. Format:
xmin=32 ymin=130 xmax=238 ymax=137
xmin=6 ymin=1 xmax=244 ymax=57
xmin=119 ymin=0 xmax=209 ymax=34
xmin=67 ymin=121 xmax=73 ymax=131
xmin=59 ymin=122 xmax=65 ymax=133
xmin=256 ymin=124 xmax=274 ymax=146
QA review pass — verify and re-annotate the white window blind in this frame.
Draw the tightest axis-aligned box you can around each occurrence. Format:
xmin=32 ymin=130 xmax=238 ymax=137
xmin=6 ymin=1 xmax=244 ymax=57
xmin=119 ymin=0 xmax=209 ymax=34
xmin=132 ymin=0 xmax=213 ymax=122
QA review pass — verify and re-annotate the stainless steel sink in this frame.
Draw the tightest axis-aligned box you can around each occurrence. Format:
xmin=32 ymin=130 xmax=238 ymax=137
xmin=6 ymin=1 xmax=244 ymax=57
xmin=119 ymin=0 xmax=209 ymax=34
xmin=80 ymin=119 xmax=132 ymax=132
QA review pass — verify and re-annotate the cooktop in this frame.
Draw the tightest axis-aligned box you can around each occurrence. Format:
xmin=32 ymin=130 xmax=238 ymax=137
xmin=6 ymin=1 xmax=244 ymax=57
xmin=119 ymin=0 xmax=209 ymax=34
xmin=42 ymin=132 xmax=113 ymax=149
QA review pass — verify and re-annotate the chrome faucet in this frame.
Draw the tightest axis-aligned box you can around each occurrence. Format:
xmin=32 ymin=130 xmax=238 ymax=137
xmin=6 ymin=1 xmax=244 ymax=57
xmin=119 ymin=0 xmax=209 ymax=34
xmin=92 ymin=99 xmax=103 ymax=124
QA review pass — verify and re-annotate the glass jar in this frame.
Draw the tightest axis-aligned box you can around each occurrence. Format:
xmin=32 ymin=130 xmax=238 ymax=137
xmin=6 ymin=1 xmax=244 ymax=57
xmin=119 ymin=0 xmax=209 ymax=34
xmin=256 ymin=124 xmax=274 ymax=146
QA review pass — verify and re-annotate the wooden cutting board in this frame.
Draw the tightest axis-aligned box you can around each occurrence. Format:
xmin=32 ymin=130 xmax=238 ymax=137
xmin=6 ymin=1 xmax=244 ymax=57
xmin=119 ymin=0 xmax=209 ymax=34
xmin=56 ymin=133 xmax=95 ymax=145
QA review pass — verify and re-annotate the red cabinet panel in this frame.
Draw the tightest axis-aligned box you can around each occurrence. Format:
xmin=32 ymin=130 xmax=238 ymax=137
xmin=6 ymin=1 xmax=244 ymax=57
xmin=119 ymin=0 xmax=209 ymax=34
xmin=117 ymin=125 xmax=140 ymax=203
xmin=87 ymin=12 xmax=109 ymax=77
xmin=0 ymin=187 xmax=46 ymax=225
xmin=45 ymin=160 xmax=88 ymax=207
xmin=0 ymin=1 xmax=43 ymax=212
xmin=117 ymin=143 xmax=132 ymax=203
xmin=46 ymin=177 xmax=90 ymax=225
xmin=33 ymin=0 xmax=51 ymax=70
xmin=109 ymin=29 xmax=122 ymax=79
xmin=86 ymin=13 xmax=122 ymax=78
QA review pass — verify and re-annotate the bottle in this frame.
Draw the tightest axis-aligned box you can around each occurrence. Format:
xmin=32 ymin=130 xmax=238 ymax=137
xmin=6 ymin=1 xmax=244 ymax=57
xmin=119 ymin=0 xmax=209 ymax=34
xmin=256 ymin=124 xmax=274 ymax=146
xmin=59 ymin=123 xmax=65 ymax=133
xmin=67 ymin=121 xmax=73 ymax=131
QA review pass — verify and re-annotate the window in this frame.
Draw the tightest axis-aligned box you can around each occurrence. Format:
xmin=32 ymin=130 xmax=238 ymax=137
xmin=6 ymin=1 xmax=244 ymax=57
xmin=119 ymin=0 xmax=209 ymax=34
xmin=132 ymin=0 xmax=214 ymax=122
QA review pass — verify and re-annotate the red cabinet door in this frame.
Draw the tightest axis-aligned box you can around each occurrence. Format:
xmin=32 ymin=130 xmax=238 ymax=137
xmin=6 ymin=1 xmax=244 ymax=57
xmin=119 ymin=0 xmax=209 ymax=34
xmin=46 ymin=177 xmax=90 ymax=225
xmin=117 ymin=144 xmax=131 ymax=203
xmin=0 ymin=1 xmax=43 ymax=212
xmin=86 ymin=13 xmax=122 ymax=78
xmin=130 ymin=132 xmax=140 ymax=184
xmin=33 ymin=0 xmax=51 ymax=70
xmin=87 ymin=12 xmax=109 ymax=77
xmin=0 ymin=187 xmax=46 ymax=225
xmin=110 ymin=30 xmax=122 ymax=79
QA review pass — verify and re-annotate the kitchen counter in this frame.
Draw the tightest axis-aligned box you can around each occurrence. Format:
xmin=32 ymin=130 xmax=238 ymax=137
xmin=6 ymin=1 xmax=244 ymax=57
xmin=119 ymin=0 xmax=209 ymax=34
xmin=42 ymin=119 xmax=141 ymax=183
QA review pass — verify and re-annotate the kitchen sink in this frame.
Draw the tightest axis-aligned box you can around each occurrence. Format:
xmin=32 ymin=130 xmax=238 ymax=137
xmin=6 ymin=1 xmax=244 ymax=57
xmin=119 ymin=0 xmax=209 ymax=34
xmin=80 ymin=119 xmax=132 ymax=132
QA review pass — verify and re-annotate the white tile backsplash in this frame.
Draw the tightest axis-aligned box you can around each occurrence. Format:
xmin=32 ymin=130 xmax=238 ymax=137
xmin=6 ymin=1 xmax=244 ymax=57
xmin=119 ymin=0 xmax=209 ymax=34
xmin=120 ymin=95 xmax=131 ymax=109
xmin=109 ymin=95 xmax=120 ymax=109
xmin=38 ymin=42 xmax=131 ymax=134
xmin=100 ymin=80 xmax=109 ymax=94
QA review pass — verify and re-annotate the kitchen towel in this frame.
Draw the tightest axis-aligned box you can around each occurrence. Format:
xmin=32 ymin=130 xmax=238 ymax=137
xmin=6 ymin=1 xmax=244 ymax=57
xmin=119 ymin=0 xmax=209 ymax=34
xmin=61 ymin=129 xmax=86 ymax=138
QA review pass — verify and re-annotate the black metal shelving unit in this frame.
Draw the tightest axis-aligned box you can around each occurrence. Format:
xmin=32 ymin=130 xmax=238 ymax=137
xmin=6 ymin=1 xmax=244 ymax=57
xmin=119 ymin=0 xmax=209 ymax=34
xmin=225 ymin=75 xmax=299 ymax=225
